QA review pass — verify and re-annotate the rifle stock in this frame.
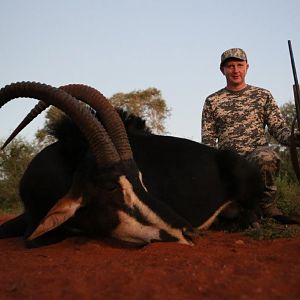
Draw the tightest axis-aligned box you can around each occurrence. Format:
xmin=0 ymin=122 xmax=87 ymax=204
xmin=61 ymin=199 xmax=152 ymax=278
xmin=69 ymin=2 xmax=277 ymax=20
xmin=292 ymin=84 xmax=300 ymax=130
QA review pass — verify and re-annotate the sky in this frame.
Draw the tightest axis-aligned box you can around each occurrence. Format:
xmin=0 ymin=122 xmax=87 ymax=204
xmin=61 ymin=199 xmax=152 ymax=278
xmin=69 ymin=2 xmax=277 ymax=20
xmin=1 ymin=0 xmax=300 ymax=142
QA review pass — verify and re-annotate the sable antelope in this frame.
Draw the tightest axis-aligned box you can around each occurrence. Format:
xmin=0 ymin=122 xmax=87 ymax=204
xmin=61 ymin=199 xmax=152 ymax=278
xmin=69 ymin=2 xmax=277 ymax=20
xmin=0 ymin=82 xmax=197 ymax=247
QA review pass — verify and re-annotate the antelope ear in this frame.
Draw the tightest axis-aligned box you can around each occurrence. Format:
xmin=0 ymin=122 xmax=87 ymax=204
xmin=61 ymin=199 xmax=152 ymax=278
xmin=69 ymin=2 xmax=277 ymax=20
xmin=27 ymin=196 xmax=83 ymax=241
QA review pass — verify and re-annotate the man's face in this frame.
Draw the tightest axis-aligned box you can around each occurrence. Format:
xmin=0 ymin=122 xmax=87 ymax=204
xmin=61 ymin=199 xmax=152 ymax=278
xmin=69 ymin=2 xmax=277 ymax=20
xmin=221 ymin=59 xmax=249 ymax=87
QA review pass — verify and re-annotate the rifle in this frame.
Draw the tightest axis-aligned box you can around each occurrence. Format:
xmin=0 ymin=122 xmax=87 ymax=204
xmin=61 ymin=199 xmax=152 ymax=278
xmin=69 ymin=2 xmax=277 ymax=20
xmin=288 ymin=40 xmax=300 ymax=182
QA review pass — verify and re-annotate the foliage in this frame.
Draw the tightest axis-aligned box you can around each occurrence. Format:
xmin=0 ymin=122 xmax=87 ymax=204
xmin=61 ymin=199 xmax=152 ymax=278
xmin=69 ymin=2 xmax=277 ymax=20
xmin=35 ymin=107 xmax=63 ymax=147
xmin=274 ymin=101 xmax=300 ymax=184
xmin=280 ymin=100 xmax=297 ymax=128
xmin=0 ymin=138 xmax=37 ymax=213
xmin=36 ymin=87 xmax=171 ymax=145
xmin=276 ymin=176 xmax=300 ymax=216
xmin=245 ymin=218 xmax=300 ymax=240
xmin=110 ymin=88 xmax=171 ymax=134
xmin=277 ymin=148 xmax=299 ymax=183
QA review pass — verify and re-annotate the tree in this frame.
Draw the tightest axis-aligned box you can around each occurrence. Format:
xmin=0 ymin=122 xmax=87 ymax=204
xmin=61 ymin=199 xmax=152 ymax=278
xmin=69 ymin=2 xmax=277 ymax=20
xmin=278 ymin=101 xmax=299 ymax=182
xmin=36 ymin=87 xmax=171 ymax=145
xmin=0 ymin=138 xmax=37 ymax=211
xmin=35 ymin=106 xmax=63 ymax=147
xmin=280 ymin=101 xmax=297 ymax=128
xmin=109 ymin=88 xmax=171 ymax=134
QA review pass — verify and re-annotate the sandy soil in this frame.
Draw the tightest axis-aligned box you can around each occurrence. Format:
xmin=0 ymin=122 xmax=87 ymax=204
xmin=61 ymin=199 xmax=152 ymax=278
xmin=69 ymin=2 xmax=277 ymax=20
xmin=1 ymin=215 xmax=300 ymax=300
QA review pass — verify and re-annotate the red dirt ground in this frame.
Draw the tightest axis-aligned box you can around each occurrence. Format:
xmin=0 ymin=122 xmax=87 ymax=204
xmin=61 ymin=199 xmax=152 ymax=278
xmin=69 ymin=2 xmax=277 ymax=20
xmin=1 ymin=215 xmax=300 ymax=300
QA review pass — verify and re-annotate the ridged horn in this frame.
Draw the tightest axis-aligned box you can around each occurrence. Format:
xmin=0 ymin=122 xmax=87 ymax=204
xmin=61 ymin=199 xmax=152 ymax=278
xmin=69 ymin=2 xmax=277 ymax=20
xmin=60 ymin=84 xmax=133 ymax=161
xmin=0 ymin=82 xmax=120 ymax=167
xmin=1 ymin=84 xmax=133 ymax=162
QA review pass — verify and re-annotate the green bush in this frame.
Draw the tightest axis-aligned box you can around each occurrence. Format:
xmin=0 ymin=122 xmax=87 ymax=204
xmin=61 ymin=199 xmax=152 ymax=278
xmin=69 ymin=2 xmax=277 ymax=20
xmin=245 ymin=175 xmax=300 ymax=240
xmin=0 ymin=138 xmax=37 ymax=214
xmin=246 ymin=218 xmax=300 ymax=240
xmin=276 ymin=176 xmax=300 ymax=216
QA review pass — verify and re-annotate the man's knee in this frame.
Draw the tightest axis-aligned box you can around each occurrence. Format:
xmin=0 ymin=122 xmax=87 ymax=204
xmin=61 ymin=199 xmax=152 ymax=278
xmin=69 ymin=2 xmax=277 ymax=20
xmin=246 ymin=146 xmax=280 ymax=175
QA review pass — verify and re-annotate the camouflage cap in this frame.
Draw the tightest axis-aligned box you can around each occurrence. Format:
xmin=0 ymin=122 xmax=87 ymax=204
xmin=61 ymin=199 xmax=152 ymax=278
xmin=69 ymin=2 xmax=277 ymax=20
xmin=220 ymin=48 xmax=247 ymax=66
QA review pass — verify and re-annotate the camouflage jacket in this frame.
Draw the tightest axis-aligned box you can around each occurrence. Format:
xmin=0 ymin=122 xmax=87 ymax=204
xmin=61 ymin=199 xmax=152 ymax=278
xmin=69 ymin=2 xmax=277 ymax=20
xmin=201 ymin=85 xmax=291 ymax=156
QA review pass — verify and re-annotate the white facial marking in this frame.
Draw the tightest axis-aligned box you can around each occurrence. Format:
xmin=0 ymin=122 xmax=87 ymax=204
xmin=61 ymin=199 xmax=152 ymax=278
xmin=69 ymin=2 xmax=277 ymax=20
xmin=112 ymin=211 xmax=160 ymax=244
xmin=118 ymin=176 xmax=192 ymax=245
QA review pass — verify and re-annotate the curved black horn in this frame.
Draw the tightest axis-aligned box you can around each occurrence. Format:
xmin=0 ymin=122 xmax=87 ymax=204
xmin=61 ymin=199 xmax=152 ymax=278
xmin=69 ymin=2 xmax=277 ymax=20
xmin=0 ymin=82 xmax=120 ymax=167
xmin=1 ymin=84 xmax=133 ymax=162
xmin=60 ymin=84 xmax=133 ymax=161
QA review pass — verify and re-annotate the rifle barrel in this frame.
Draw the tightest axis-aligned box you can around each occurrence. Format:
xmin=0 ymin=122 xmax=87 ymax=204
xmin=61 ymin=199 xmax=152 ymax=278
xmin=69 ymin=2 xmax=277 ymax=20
xmin=288 ymin=40 xmax=300 ymax=131
xmin=288 ymin=40 xmax=299 ymax=86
